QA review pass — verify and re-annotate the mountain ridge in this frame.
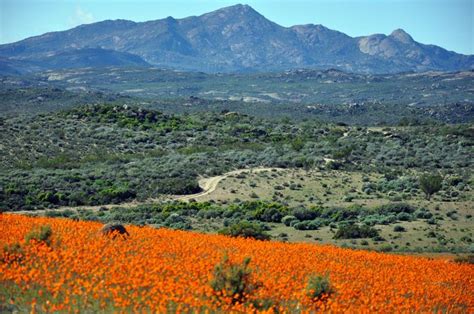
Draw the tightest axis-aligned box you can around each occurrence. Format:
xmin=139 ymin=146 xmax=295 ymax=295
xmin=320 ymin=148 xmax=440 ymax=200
xmin=0 ymin=4 xmax=472 ymax=74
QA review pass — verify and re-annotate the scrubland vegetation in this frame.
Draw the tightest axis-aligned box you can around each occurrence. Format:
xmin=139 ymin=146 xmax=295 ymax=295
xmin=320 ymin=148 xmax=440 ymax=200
xmin=1 ymin=103 xmax=472 ymax=253
xmin=2 ymin=104 xmax=471 ymax=209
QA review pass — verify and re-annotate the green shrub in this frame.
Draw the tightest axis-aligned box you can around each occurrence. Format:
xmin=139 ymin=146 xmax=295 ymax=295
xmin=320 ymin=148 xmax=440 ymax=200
xmin=281 ymin=215 xmax=298 ymax=226
xmin=446 ymin=210 xmax=458 ymax=220
xmin=332 ymin=146 xmax=353 ymax=160
xmin=334 ymin=224 xmax=379 ymax=239
xmin=249 ymin=192 xmax=259 ymax=199
xmin=291 ymin=138 xmax=305 ymax=151
xmin=25 ymin=225 xmax=52 ymax=246
xmin=36 ymin=191 xmax=60 ymax=204
xmin=393 ymin=225 xmax=406 ymax=232
xmin=342 ymin=195 xmax=354 ymax=202
xmin=210 ymin=255 xmax=254 ymax=304
xmin=257 ymin=207 xmax=284 ymax=223
xmin=306 ymin=273 xmax=333 ymax=300
xmin=396 ymin=212 xmax=413 ymax=221
xmin=159 ymin=178 xmax=202 ymax=195
xmin=198 ymin=208 xmax=222 ymax=219
xmin=324 ymin=206 xmax=361 ymax=222
xmin=414 ymin=209 xmax=433 ymax=219
xmin=164 ymin=213 xmax=191 ymax=230
xmin=218 ymin=221 xmax=270 ymax=241
xmin=453 ymin=255 xmax=474 ymax=264
xmin=234 ymin=201 xmax=288 ymax=223
xmin=372 ymin=235 xmax=386 ymax=242
xmin=362 ymin=214 xmax=396 ymax=226
xmin=293 ymin=220 xmax=321 ymax=231
xmin=376 ymin=203 xmax=415 ymax=215
xmin=378 ymin=244 xmax=393 ymax=252
xmin=292 ymin=207 xmax=319 ymax=221
xmin=1 ymin=242 xmax=24 ymax=264
xmin=99 ymin=185 xmax=136 ymax=203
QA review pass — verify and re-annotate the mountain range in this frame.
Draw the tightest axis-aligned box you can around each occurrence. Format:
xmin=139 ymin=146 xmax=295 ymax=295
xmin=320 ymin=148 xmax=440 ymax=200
xmin=0 ymin=4 xmax=472 ymax=74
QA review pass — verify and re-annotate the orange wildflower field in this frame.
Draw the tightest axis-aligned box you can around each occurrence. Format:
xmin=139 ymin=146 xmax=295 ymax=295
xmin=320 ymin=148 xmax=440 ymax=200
xmin=1 ymin=214 xmax=473 ymax=313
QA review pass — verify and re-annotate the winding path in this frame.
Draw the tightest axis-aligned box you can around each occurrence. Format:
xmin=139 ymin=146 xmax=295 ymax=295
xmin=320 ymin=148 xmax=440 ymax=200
xmin=175 ymin=167 xmax=282 ymax=201
xmin=7 ymin=167 xmax=283 ymax=213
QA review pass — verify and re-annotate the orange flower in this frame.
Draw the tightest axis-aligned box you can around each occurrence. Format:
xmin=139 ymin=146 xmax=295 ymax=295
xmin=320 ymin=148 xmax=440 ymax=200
xmin=0 ymin=214 xmax=473 ymax=312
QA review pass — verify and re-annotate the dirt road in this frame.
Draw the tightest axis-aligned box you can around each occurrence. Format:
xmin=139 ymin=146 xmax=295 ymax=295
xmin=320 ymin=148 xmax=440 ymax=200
xmin=175 ymin=167 xmax=282 ymax=201
xmin=7 ymin=167 xmax=283 ymax=213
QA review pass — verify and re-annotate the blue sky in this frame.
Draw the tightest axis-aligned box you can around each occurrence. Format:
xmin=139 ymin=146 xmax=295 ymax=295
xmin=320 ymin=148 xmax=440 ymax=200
xmin=1 ymin=0 xmax=472 ymax=54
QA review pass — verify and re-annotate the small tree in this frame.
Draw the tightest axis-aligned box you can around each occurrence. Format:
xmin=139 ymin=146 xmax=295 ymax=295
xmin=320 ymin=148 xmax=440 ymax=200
xmin=419 ymin=174 xmax=443 ymax=200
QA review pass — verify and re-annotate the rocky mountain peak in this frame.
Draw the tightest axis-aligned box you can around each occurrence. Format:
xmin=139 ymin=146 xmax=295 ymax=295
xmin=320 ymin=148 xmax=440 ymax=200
xmin=390 ymin=28 xmax=414 ymax=44
xmin=200 ymin=4 xmax=269 ymax=24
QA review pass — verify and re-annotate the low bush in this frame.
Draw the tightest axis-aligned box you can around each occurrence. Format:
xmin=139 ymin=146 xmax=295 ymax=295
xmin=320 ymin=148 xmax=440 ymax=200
xmin=281 ymin=215 xmax=298 ymax=226
xmin=376 ymin=203 xmax=415 ymax=215
xmin=453 ymin=255 xmax=474 ymax=264
xmin=1 ymin=242 xmax=24 ymax=264
xmin=362 ymin=214 xmax=397 ymax=226
xmin=414 ymin=209 xmax=433 ymax=219
xmin=393 ymin=225 xmax=406 ymax=232
xmin=334 ymin=224 xmax=379 ymax=239
xmin=164 ymin=213 xmax=192 ymax=230
xmin=210 ymin=255 xmax=254 ymax=304
xmin=231 ymin=201 xmax=288 ymax=223
xmin=324 ymin=206 xmax=361 ymax=222
xmin=292 ymin=207 xmax=319 ymax=221
xmin=25 ymin=225 xmax=52 ymax=246
xmin=293 ymin=220 xmax=321 ymax=231
xmin=256 ymin=207 xmax=285 ymax=223
xmin=218 ymin=221 xmax=270 ymax=241
xmin=305 ymin=273 xmax=333 ymax=300
xmin=396 ymin=212 xmax=413 ymax=221
xmin=378 ymin=244 xmax=393 ymax=252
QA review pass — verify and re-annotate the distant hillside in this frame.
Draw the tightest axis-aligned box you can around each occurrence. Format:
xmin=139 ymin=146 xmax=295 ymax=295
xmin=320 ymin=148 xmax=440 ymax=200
xmin=0 ymin=48 xmax=149 ymax=74
xmin=12 ymin=67 xmax=472 ymax=122
xmin=32 ymin=48 xmax=149 ymax=69
xmin=0 ymin=4 xmax=472 ymax=73
xmin=1 ymin=68 xmax=473 ymax=124
xmin=0 ymin=57 xmax=41 ymax=75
